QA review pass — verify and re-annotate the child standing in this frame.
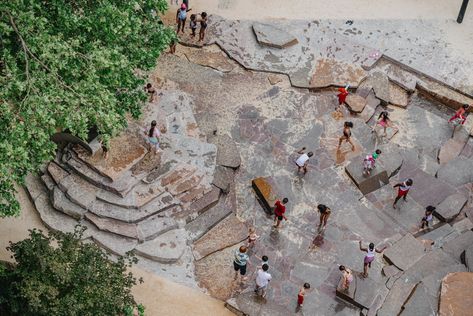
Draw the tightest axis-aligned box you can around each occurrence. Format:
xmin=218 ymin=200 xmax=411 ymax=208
xmin=421 ymin=205 xmax=435 ymax=229
xmin=273 ymin=198 xmax=288 ymax=228
xmin=339 ymin=265 xmax=353 ymax=291
xmin=359 ymin=241 xmax=386 ymax=277
xmin=392 ymin=178 xmax=413 ymax=209
xmin=255 ymin=264 xmax=272 ymax=298
xmin=338 ymin=121 xmax=355 ymax=151
xmin=363 ymin=149 xmax=382 ymax=175
xmin=189 ymin=14 xmax=197 ymax=37
xmin=233 ymin=246 xmax=249 ymax=282
xmin=297 ymin=283 xmax=311 ymax=310
xmin=247 ymin=227 xmax=260 ymax=249
xmin=295 ymin=147 xmax=314 ymax=174
xmin=197 ymin=12 xmax=208 ymax=42
xmin=176 ymin=4 xmax=189 ymax=34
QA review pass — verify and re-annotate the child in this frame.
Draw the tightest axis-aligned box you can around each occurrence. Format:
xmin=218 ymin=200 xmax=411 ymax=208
xmin=297 ymin=283 xmax=311 ymax=309
xmin=393 ymin=178 xmax=413 ymax=209
xmin=295 ymin=147 xmax=314 ymax=174
xmin=317 ymin=204 xmax=331 ymax=230
xmin=363 ymin=149 xmax=382 ymax=175
xmin=337 ymin=85 xmax=350 ymax=108
xmin=338 ymin=121 xmax=355 ymax=151
xmin=449 ymin=104 xmax=470 ymax=126
xmin=197 ymin=12 xmax=208 ymax=42
xmin=168 ymin=37 xmax=177 ymax=54
xmin=261 ymin=255 xmax=269 ymax=267
xmin=233 ymin=246 xmax=249 ymax=282
xmin=189 ymin=14 xmax=197 ymax=37
xmin=421 ymin=205 xmax=435 ymax=229
xmin=247 ymin=227 xmax=259 ymax=249
xmin=273 ymin=198 xmax=288 ymax=228
xmin=144 ymin=120 xmax=160 ymax=155
xmin=339 ymin=265 xmax=353 ymax=291
xmin=176 ymin=3 xmax=190 ymax=34
xmin=255 ymin=264 xmax=272 ymax=298
xmin=144 ymin=83 xmax=156 ymax=102
xmin=359 ymin=241 xmax=386 ymax=277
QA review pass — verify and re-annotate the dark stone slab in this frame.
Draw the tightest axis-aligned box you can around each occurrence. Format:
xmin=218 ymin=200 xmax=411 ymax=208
xmin=252 ymin=177 xmax=282 ymax=214
xmin=399 ymin=283 xmax=436 ymax=316
xmin=442 ymin=230 xmax=473 ymax=260
xmin=345 ymin=158 xmax=389 ymax=195
xmin=434 ymin=193 xmax=468 ymax=222
xmin=252 ymin=23 xmax=298 ymax=49
xmin=41 ymin=174 xmax=55 ymax=191
xmin=464 ymin=244 xmax=473 ymax=272
xmin=436 ymin=157 xmax=473 ymax=187
xmin=383 ymin=233 xmax=425 ymax=271
xmin=47 ymin=161 xmax=69 ymax=185
xmin=212 ymin=166 xmax=235 ymax=193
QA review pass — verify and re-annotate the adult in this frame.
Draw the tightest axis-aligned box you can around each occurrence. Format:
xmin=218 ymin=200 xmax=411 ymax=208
xmin=295 ymin=147 xmax=314 ymax=174
xmin=255 ymin=264 xmax=272 ymax=298
xmin=144 ymin=120 xmax=160 ymax=155
xmin=359 ymin=241 xmax=386 ymax=277
xmin=392 ymin=178 xmax=413 ymax=209
xmin=233 ymin=246 xmax=249 ymax=282
xmin=273 ymin=198 xmax=288 ymax=228
xmin=317 ymin=204 xmax=331 ymax=230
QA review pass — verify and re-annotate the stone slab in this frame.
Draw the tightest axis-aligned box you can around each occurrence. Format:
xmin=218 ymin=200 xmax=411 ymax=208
xmin=464 ymin=244 xmax=473 ymax=272
xmin=382 ymin=265 xmax=401 ymax=278
xmin=252 ymin=22 xmax=298 ymax=49
xmin=441 ymin=230 xmax=473 ymax=260
xmin=211 ymin=134 xmax=241 ymax=169
xmin=434 ymin=193 xmax=468 ymax=222
xmin=310 ymin=58 xmax=367 ymax=88
xmin=47 ymin=161 xmax=69 ymax=185
xmin=345 ymin=158 xmax=389 ymax=195
xmin=361 ymin=72 xmax=390 ymax=103
xmin=136 ymin=213 xmax=178 ymax=242
xmin=439 ymin=272 xmax=473 ymax=316
xmin=353 ymin=275 xmax=381 ymax=309
xmin=182 ymin=46 xmax=234 ymax=73
xmin=251 ymin=177 xmax=281 ymax=214
xmin=92 ymin=230 xmax=138 ymax=257
xmin=212 ymin=165 xmax=235 ymax=193
xmin=400 ymin=283 xmax=436 ymax=316
xmin=436 ymin=157 xmax=473 ymax=187
xmin=388 ymin=81 xmax=408 ymax=107
xmin=25 ymin=173 xmax=48 ymax=201
xmin=225 ymin=292 xmax=290 ymax=316
xmin=58 ymin=173 xmax=97 ymax=209
xmin=336 ymin=271 xmax=357 ymax=304
xmin=41 ymin=173 xmax=56 ymax=191
xmin=418 ymin=224 xmax=458 ymax=249
xmin=345 ymin=94 xmax=367 ymax=113
xmin=383 ymin=233 xmax=425 ymax=271
xmin=187 ymin=186 xmax=220 ymax=215
xmin=52 ymin=186 xmax=87 ymax=220
xmin=192 ymin=214 xmax=247 ymax=261
xmin=377 ymin=144 xmax=403 ymax=178
xmin=376 ymin=277 xmax=416 ymax=316
xmin=33 ymin=194 xmax=79 ymax=234
xmin=134 ymin=228 xmax=187 ymax=263
xmin=452 ymin=217 xmax=473 ymax=233
xmin=359 ymin=92 xmax=379 ymax=123
xmin=438 ymin=138 xmax=467 ymax=165
xmin=417 ymin=80 xmax=473 ymax=110
xmin=85 ymin=212 xmax=138 ymax=239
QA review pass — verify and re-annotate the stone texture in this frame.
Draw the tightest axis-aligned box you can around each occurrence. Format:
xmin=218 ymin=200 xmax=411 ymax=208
xmin=310 ymin=58 xmax=367 ymax=88
xmin=439 ymin=272 xmax=473 ymax=316
xmin=383 ymin=233 xmax=425 ymax=271
xmin=58 ymin=174 xmax=97 ymax=209
xmin=187 ymin=186 xmax=220 ymax=215
xmin=33 ymin=194 xmax=79 ymax=234
xmin=134 ymin=228 xmax=187 ymax=263
xmin=136 ymin=213 xmax=178 ymax=242
xmin=359 ymin=91 xmax=379 ymax=123
xmin=376 ymin=277 xmax=416 ymax=316
xmin=41 ymin=173 xmax=56 ymax=191
xmin=418 ymin=224 xmax=458 ymax=249
xmin=85 ymin=212 xmax=138 ymax=239
xmin=212 ymin=134 xmax=241 ymax=169
xmin=267 ymin=74 xmax=284 ymax=85
xmin=345 ymin=157 xmax=389 ymax=195
xmin=441 ymin=230 xmax=473 ymax=260
xmin=251 ymin=177 xmax=281 ymax=213
xmin=225 ymin=292 xmax=291 ymax=316
xmin=47 ymin=161 xmax=69 ymax=185
xmin=388 ymin=81 xmax=408 ymax=107
xmin=212 ymin=166 xmax=234 ymax=193
xmin=360 ymin=72 xmax=390 ymax=103
xmin=464 ymin=245 xmax=473 ymax=272
xmin=436 ymin=157 xmax=473 ymax=187
xmin=52 ymin=187 xmax=87 ymax=220
xmin=25 ymin=173 xmax=48 ymax=201
xmin=452 ymin=217 xmax=473 ymax=233
xmin=92 ymin=230 xmax=138 ymax=257
xmin=252 ymin=23 xmax=298 ymax=49
xmin=400 ymin=283 xmax=436 ymax=316
xmin=418 ymin=80 xmax=473 ymax=110
xmin=382 ymin=265 xmax=401 ymax=278
xmin=182 ymin=46 xmax=234 ymax=73
xmin=438 ymin=138 xmax=467 ymax=165
xmin=345 ymin=94 xmax=367 ymax=113
xmin=434 ymin=193 xmax=468 ymax=222
xmin=192 ymin=214 xmax=247 ymax=261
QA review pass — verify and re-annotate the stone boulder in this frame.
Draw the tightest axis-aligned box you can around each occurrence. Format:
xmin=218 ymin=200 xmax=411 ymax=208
xmin=345 ymin=157 xmax=389 ymax=195
xmin=439 ymin=272 xmax=473 ymax=316
xmin=345 ymin=94 xmax=367 ymax=113
xmin=434 ymin=193 xmax=468 ymax=222
xmin=252 ymin=23 xmax=298 ymax=49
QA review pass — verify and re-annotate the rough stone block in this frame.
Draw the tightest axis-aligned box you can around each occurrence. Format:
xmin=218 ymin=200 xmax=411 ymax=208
xmin=41 ymin=174 xmax=56 ymax=191
xmin=225 ymin=291 xmax=290 ymax=316
xmin=434 ymin=193 xmax=468 ymax=222
xmin=452 ymin=217 xmax=473 ymax=233
xmin=464 ymin=244 xmax=473 ymax=272
xmin=383 ymin=233 xmax=425 ymax=271
xmin=47 ymin=161 xmax=69 ymax=185
xmin=25 ymin=173 xmax=48 ymax=201
xmin=134 ymin=228 xmax=187 ymax=263
xmin=167 ymin=172 xmax=203 ymax=196
xmin=439 ymin=272 xmax=473 ymax=316
xmin=252 ymin=177 xmax=281 ymax=213
xmin=388 ymin=81 xmax=408 ymax=107
xmin=418 ymin=224 xmax=459 ymax=249
xmin=212 ymin=134 xmax=241 ymax=169
xmin=52 ymin=187 xmax=87 ymax=220
xmin=345 ymin=94 xmax=367 ymax=113
xmin=85 ymin=212 xmax=138 ymax=239
xmin=160 ymin=163 xmax=197 ymax=187
xmin=400 ymin=283 xmax=436 ymax=316
xmin=136 ymin=213 xmax=178 ymax=242
xmin=442 ymin=230 xmax=473 ymax=260
xmin=438 ymin=137 xmax=467 ymax=165
xmin=212 ymin=166 xmax=235 ymax=193
xmin=252 ymin=23 xmax=298 ymax=49
xmin=187 ymin=186 xmax=220 ymax=215
xmin=345 ymin=158 xmax=389 ymax=195
xmin=382 ymin=265 xmax=401 ymax=278
xmin=436 ymin=157 xmax=473 ymax=187
xmin=192 ymin=214 xmax=247 ymax=261
xmin=376 ymin=277 xmax=416 ymax=316
xmin=310 ymin=58 xmax=367 ymax=88
xmin=33 ymin=194 xmax=78 ymax=234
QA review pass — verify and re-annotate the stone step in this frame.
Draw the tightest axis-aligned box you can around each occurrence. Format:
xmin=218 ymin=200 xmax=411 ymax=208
xmin=85 ymin=212 xmax=138 ymax=239
xmin=433 ymin=193 xmax=468 ymax=222
xmin=399 ymin=283 xmax=436 ymax=316
xmin=383 ymin=233 xmax=426 ymax=271
xmin=33 ymin=193 xmax=80 ymax=235
xmin=136 ymin=212 xmax=178 ymax=242
xmin=95 ymin=180 xmax=166 ymax=209
xmin=335 ymin=270 xmax=380 ymax=309
xmin=134 ymin=228 xmax=186 ymax=263
xmin=89 ymin=225 xmax=138 ymax=257
xmin=376 ymin=277 xmax=417 ymax=316
xmin=25 ymin=173 xmax=49 ymax=202
xmin=52 ymin=186 xmax=87 ymax=220
xmin=441 ymin=230 xmax=473 ymax=261
xmin=416 ymin=223 xmax=459 ymax=249
xmin=225 ymin=291 xmax=291 ymax=316
xmin=47 ymin=161 xmax=70 ymax=186
xmin=41 ymin=173 xmax=55 ymax=191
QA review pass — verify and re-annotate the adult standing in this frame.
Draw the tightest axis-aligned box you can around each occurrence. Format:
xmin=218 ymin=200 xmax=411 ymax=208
xmin=273 ymin=198 xmax=288 ymax=228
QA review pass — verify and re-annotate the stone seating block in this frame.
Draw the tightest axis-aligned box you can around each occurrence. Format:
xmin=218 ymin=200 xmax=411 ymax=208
xmin=345 ymin=158 xmax=389 ymax=195
xmin=252 ymin=22 xmax=298 ymax=49
xmin=252 ymin=177 xmax=282 ymax=214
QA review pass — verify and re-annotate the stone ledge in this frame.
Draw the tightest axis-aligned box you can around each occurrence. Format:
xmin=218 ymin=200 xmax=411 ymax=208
xmin=134 ymin=228 xmax=187 ymax=263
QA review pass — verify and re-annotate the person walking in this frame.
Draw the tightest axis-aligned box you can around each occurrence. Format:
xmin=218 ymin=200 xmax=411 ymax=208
xmin=255 ymin=264 xmax=272 ymax=298
xmin=449 ymin=104 xmax=470 ymax=137
xmin=273 ymin=198 xmax=288 ymax=228
xmin=144 ymin=120 xmax=161 ymax=155
xmin=295 ymin=147 xmax=314 ymax=174
xmin=392 ymin=178 xmax=413 ymax=209
xmin=359 ymin=241 xmax=386 ymax=277
xmin=233 ymin=246 xmax=249 ymax=282
xmin=317 ymin=204 xmax=331 ymax=231
xmin=338 ymin=121 xmax=355 ymax=151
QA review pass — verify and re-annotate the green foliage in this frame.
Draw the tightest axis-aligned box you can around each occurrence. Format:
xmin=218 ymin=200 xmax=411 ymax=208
xmin=0 ymin=227 xmax=144 ymax=316
xmin=0 ymin=0 xmax=176 ymax=216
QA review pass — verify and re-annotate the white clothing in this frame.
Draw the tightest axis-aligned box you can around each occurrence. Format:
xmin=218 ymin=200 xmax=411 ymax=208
xmin=296 ymin=153 xmax=310 ymax=167
xmin=366 ymin=248 xmax=375 ymax=258
xmin=256 ymin=269 xmax=272 ymax=287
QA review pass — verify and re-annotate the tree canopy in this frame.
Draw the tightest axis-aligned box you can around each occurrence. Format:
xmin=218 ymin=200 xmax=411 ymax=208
xmin=0 ymin=0 xmax=175 ymax=216
xmin=0 ymin=227 xmax=143 ymax=316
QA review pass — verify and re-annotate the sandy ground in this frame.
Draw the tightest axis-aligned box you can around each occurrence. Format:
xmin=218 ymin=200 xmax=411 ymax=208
xmin=0 ymin=187 xmax=230 ymax=316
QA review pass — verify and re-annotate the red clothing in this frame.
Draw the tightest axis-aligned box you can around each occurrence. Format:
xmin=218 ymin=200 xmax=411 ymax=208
xmin=397 ymin=188 xmax=409 ymax=197
xmin=274 ymin=200 xmax=286 ymax=217
xmin=337 ymin=88 xmax=348 ymax=105
xmin=297 ymin=294 xmax=304 ymax=305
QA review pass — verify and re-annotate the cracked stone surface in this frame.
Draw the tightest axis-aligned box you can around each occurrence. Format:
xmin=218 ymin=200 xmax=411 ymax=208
xmin=252 ymin=23 xmax=298 ymax=49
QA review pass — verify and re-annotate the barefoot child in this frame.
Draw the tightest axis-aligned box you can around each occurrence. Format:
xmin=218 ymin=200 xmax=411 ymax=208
xmin=247 ymin=227 xmax=260 ymax=249
xmin=189 ymin=14 xmax=197 ymax=37
xmin=176 ymin=4 xmax=190 ymax=34
xmin=421 ymin=205 xmax=435 ymax=229
xmin=317 ymin=204 xmax=331 ymax=230
xmin=295 ymin=147 xmax=314 ymax=174
xmin=273 ymin=198 xmax=288 ymax=228
xmin=359 ymin=241 xmax=386 ymax=277
xmin=297 ymin=283 xmax=311 ymax=309
xmin=339 ymin=265 xmax=353 ymax=291
xmin=338 ymin=121 xmax=355 ymax=151
xmin=393 ymin=178 xmax=413 ymax=209
xmin=233 ymin=246 xmax=249 ymax=282
xmin=363 ymin=149 xmax=382 ymax=175
xmin=144 ymin=120 xmax=160 ymax=155
xmin=255 ymin=264 xmax=272 ymax=298
xmin=197 ymin=12 xmax=208 ymax=42
xmin=337 ymin=85 xmax=350 ymax=110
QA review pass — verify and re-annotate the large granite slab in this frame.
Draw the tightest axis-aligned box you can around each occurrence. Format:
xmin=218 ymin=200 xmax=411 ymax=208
xmin=85 ymin=212 xmax=138 ymax=239
xmin=441 ymin=230 xmax=473 ymax=260
xmin=52 ymin=186 xmax=87 ymax=220
xmin=252 ymin=23 xmax=298 ymax=49
xmin=310 ymin=58 xmax=367 ymax=88
xmin=25 ymin=173 xmax=48 ymax=201
xmin=383 ymin=233 xmax=425 ymax=271
xmin=399 ymin=283 xmax=436 ymax=316
xmin=134 ymin=228 xmax=187 ymax=263
xmin=436 ymin=157 xmax=473 ymax=187
xmin=225 ymin=291 xmax=291 ymax=316
xmin=252 ymin=176 xmax=282 ymax=214
xmin=439 ymin=272 xmax=473 ymax=316
xmin=136 ymin=213 xmax=178 ymax=242
xmin=438 ymin=137 xmax=467 ymax=165
xmin=211 ymin=134 xmax=241 ymax=169
xmin=345 ymin=158 xmax=389 ymax=195
xmin=33 ymin=194 xmax=79 ymax=234
xmin=187 ymin=186 xmax=220 ymax=215
xmin=376 ymin=277 xmax=416 ymax=316
xmin=92 ymin=230 xmax=138 ymax=257
xmin=345 ymin=94 xmax=367 ymax=113
xmin=418 ymin=224 xmax=458 ymax=249
xmin=434 ymin=193 xmax=468 ymax=222
xmin=212 ymin=165 xmax=234 ymax=193
xmin=192 ymin=214 xmax=247 ymax=261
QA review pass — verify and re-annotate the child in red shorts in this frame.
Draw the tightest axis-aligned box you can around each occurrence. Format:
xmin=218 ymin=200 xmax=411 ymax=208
xmin=273 ymin=198 xmax=288 ymax=228
xmin=392 ymin=178 xmax=413 ymax=209
xmin=296 ymin=283 xmax=310 ymax=311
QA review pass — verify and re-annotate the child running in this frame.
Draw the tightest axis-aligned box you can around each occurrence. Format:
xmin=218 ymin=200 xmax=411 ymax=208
xmin=363 ymin=149 xmax=382 ymax=175
xmin=295 ymin=147 xmax=314 ymax=174
xmin=421 ymin=205 xmax=436 ymax=229
xmin=359 ymin=241 xmax=386 ymax=277
xmin=338 ymin=121 xmax=355 ymax=151
xmin=273 ymin=198 xmax=288 ymax=229
xmin=449 ymin=104 xmax=470 ymax=137
xmin=317 ymin=204 xmax=331 ymax=230
xmin=296 ymin=283 xmax=311 ymax=310
xmin=392 ymin=178 xmax=413 ymax=209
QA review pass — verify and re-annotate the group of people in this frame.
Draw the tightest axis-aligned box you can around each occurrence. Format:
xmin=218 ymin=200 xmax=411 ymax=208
xmin=175 ymin=2 xmax=208 ymax=40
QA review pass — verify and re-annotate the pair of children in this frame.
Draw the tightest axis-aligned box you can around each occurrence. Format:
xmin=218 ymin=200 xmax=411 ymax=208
xmin=363 ymin=149 xmax=382 ymax=175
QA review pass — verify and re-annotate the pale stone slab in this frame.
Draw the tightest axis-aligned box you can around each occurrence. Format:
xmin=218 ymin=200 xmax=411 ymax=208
xmin=376 ymin=277 xmax=416 ymax=316
xmin=383 ymin=233 xmax=425 ymax=271
xmin=418 ymin=224 xmax=458 ymax=248
xmin=136 ymin=213 xmax=178 ymax=242
xmin=436 ymin=157 xmax=473 ymax=187
xmin=388 ymin=81 xmax=408 ymax=107
xmin=85 ymin=212 xmax=138 ymax=239
xmin=25 ymin=173 xmax=48 ymax=201
xmin=47 ymin=161 xmax=69 ymax=185
xmin=33 ymin=194 xmax=79 ymax=234
xmin=434 ymin=193 xmax=468 ymax=222
xmin=212 ymin=134 xmax=241 ymax=169
xmin=439 ymin=272 xmax=473 ymax=316
xmin=192 ymin=214 xmax=247 ymax=261
xmin=441 ymin=230 xmax=473 ymax=260
xmin=438 ymin=138 xmax=467 ymax=165
xmin=310 ymin=58 xmax=367 ymax=88
xmin=92 ymin=231 xmax=137 ymax=257
xmin=399 ymin=283 xmax=436 ymax=316
xmin=382 ymin=265 xmax=401 ymax=278
xmin=252 ymin=23 xmax=298 ymax=49
xmin=452 ymin=217 xmax=473 ymax=233
xmin=52 ymin=186 xmax=87 ymax=220
xmin=134 ymin=228 xmax=187 ymax=263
